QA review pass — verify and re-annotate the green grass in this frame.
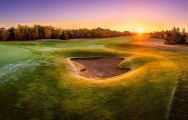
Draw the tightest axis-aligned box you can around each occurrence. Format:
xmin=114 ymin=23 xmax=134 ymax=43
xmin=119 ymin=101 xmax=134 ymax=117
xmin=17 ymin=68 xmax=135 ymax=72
xmin=0 ymin=45 xmax=32 ymax=67
xmin=0 ymin=37 xmax=188 ymax=120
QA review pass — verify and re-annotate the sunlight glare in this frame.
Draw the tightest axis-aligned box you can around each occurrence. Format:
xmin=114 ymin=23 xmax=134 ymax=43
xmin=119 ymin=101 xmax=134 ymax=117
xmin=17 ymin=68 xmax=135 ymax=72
xmin=137 ymin=27 xmax=144 ymax=35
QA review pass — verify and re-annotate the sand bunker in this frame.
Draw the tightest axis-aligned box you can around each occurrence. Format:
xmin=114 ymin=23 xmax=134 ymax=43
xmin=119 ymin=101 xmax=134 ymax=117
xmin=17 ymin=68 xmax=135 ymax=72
xmin=70 ymin=57 xmax=131 ymax=79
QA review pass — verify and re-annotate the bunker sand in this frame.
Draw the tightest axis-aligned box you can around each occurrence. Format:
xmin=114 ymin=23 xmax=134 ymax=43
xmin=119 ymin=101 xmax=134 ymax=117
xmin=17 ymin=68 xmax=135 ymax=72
xmin=71 ymin=57 xmax=131 ymax=79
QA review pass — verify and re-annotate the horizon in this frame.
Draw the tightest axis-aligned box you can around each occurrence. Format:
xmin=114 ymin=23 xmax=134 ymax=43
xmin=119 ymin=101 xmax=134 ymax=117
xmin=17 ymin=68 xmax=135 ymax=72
xmin=1 ymin=0 xmax=188 ymax=32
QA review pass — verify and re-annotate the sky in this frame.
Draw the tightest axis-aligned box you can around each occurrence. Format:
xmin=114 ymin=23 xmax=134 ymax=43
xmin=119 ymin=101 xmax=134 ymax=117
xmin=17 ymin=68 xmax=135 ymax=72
xmin=0 ymin=0 xmax=188 ymax=32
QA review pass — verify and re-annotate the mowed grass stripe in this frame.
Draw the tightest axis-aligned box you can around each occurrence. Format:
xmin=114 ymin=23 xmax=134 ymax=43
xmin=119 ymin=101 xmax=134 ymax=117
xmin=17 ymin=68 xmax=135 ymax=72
xmin=168 ymin=62 xmax=188 ymax=120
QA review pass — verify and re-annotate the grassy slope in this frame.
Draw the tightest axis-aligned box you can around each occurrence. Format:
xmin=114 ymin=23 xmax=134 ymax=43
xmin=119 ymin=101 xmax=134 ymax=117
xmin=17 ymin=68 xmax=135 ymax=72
xmin=0 ymin=37 xmax=187 ymax=120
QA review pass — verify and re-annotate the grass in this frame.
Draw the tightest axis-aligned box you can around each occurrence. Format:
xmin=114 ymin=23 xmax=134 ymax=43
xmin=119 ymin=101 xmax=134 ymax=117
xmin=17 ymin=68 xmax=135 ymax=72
xmin=0 ymin=37 xmax=188 ymax=120
xmin=0 ymin=45 xmax=32 ymax=67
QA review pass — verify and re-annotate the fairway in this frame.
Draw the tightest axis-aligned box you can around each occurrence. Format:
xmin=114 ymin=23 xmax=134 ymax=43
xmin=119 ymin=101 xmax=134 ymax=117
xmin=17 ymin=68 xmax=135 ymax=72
xmin=0 ymin=37 xmax=188 ymax=120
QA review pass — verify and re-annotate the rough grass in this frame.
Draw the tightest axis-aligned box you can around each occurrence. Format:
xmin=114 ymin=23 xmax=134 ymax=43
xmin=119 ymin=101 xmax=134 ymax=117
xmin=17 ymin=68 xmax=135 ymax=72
xmin=0 ymin=37 xmax=187 ymax=120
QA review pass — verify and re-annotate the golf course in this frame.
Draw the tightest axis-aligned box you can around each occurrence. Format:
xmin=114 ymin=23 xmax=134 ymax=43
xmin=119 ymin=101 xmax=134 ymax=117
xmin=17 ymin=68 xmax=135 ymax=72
xmin=0 ymin=36 xmax=188 ymax=120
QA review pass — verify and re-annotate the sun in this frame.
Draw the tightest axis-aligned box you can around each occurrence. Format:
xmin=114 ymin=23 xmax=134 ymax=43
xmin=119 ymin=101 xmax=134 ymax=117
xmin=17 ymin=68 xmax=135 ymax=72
xmin=136 ymin=27 xmax=144 ymax=35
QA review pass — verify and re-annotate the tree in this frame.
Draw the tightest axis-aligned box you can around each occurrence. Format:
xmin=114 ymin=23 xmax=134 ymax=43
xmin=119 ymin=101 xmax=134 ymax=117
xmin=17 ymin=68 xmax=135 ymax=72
xmin=51 ymin=28 xmax=62 ymax=39
xmin=151 ymin=27 xmax=187 ymax=44
xmin=8 ymin=27 xmax=16 ymax=40
xmin=32 ymin=25 xmax=39 ymax=40
xmin=0 ymin=25 xmax=132 ymax=41
xmin=61 ymin=31 xmax=69 ymax=40
xmin=43 ymin=26 xmax=53 ymax=39
xmin=14 ymin=28 xmax=22 ymax=40
xmin=0 ymin=28 xmax=8 ymax=41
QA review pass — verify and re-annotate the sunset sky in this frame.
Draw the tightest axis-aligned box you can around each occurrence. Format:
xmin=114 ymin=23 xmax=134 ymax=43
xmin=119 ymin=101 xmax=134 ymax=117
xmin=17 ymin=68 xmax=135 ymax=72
xmin=0 ymin=0 xmax=188 ymax=32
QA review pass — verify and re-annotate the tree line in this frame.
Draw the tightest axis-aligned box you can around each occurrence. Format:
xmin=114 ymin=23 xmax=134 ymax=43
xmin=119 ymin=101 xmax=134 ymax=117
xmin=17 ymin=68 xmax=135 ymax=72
xmin=151 ymin=27 xmax=187 ymax=44
xmin=0 ymin=25 xmax=131 ymax=41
